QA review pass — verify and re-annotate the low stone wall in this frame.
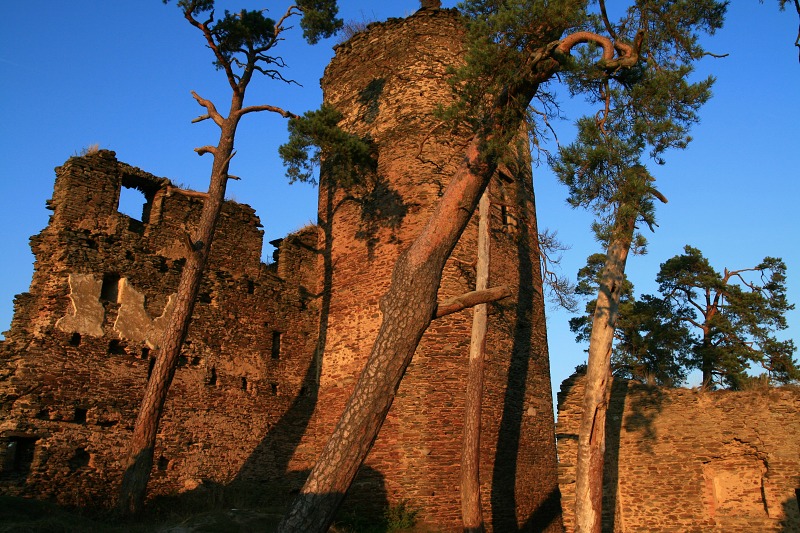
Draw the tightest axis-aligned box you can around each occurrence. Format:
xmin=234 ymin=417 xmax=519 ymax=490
xmin=557 ymin=374 xmax=800 ymax=531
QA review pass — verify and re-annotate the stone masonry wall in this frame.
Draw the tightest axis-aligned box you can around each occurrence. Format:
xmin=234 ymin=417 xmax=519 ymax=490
xmin=557 ymin=374 xmax=800 ymax=532
xmin=298 ymin=7 xmax=562 ymax=531
xmin=0 ymin=150 xmax=320 ymax=508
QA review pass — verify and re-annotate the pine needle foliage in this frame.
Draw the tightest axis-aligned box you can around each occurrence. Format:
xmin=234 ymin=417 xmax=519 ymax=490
xmin=570 ymin=247 xmax=799 ymax=389
xmin=569 ymin=253 xmax=693 ymax=386
xmin=279 ymin=104 xmax=376 ymax=187
xmin=657 ymin=246 xmax=798 ymax=388
xmin=164 ymin=0 xmax=341 ymax=74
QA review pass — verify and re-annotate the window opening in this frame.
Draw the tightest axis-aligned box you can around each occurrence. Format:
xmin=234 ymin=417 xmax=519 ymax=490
xmin=68 ymin=447 xmax=90 ymax=471
xmin=271 ymin=331 xmax=282 ymax=360
xmin=100 ymin=273 xmax=121 ymax=303
xmin=270 ymin=382 xmax=278 ymax=395
xmin=247 ymin=280 xmax=255 ymax=294
xmin=207 ymin=366 xmax=217 ymax=386
xmin=118 ymin=186 xmax=149 ymax=222
xmin=108 ymin=339 xmax=126 ymax=356
xmin=69 ymin=332 xmax=81 ymax=347
xmin=241 ymin=376 xmax=248 ymax=391
xmin=73 ymin=407 xmax=87 ymax=424
xmin=500 ymin=204 xmax=517 ymax=231
xmin=140 ymin=347 xmax=150 ymax=360
xmin=4 ymin=436 xmax=37 ymax=475
xmin=157 ymin=455 xmax=169 ymax=471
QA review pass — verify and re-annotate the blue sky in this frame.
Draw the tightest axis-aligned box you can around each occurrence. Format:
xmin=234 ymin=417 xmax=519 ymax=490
xmin=1 ymin=1 xmax=798 ymax=394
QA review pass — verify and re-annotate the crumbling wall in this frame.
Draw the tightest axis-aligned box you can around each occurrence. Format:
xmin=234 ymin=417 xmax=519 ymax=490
xmin=0 ymin=7 xmax=563 ymax=531
xmin=556 ymin=374 xmax=800 ymax=532
xmin=0 ymin=150 xmax=320 ymax=508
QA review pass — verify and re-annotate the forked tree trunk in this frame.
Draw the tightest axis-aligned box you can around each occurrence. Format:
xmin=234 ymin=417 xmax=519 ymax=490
xmin=461 ymin=190 xmax=490 ymax=532
xmin=573 ymin=211 xmax=636 ymax=533
xmin=116 ymin=118 xmax=239 ymax=516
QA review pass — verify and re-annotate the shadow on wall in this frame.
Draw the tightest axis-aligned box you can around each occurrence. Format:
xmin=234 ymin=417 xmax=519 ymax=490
xmin=622 ymin=383 xmax=665 ymax=454
xmin=603 ymin=379 xmax=630 ymax=532
xmin=781 ymin=490 xmax=800 ymax=532
xmin=222 ymin=183 xmax=342 ymax=509
xmin=490 ymin=178 xmax=561 ymax=532
xmin=219 ymin=174 xmax=406 ymax=521
xmin=354 ymin=174 xmax=410 ymax=260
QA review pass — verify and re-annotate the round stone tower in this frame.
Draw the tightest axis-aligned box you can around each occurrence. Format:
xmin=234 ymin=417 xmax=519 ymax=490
xmin=304 ymin=7 xmax=562 ymax=531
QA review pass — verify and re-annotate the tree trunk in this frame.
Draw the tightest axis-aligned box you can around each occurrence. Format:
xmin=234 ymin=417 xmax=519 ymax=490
xmin=277 ymin=139 xmax=499 ymax=532
xmin=700 ymin=333 xmax=713 ymax=387
xmin=573 ymin=210 xmax=636 ymax=533
xmin=116 ymin=118 xmax=238 ymax=516
xmin=461 ymin=189 xmax=490 ymax=532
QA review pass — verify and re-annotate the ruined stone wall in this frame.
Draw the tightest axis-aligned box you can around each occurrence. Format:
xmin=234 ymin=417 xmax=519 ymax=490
xmin=0 ymin=7 xmax=562 ymax=531
xmin=0 ymin=150 xmax=320 ymax=508
xmin=300 ymin=7 xmax=561 ymax=531
xmin=556 ymin=374 xmax=800 ymax=532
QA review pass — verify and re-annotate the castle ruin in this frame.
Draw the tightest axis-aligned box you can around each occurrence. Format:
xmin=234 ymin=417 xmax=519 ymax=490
xmin=0 ymin=8 xmax=562 ymax=532
xmin=5 ymin=6 xmax=792 ymax=532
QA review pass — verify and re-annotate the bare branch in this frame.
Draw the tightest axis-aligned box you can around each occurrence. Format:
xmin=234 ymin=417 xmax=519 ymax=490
xmin=537 ymin=229 xmax=577 ymax=312
xmin=794 ymin=0 xmax=800 ymax=61
xmin=190 ymin=91 xmax=224 ymax=126
xmin=274 ymin=5 xmax=302 ymax=37
xmin=252 ymin=64 xmax=301 ymax=85
xmin=434 ymin=286 xmax=513 ymax=319
xmin=182 ymin=8 xmax=240 ymax=93
xmin=598 ymin=0 xmax=618 ymax=41
xmin=194 ymin=145 xmax=217 ymax=156
xmin=166 ymin=185 xmax=209 ymax=200
xmin=702 ymin=51 xmax=729 ymax=58
xmin=238 ymin=104 xmax=298 ymax=119
xmin=648 ymin=186 xmax=668 ymax=204
xmin=557 ymin=31 xmax=616 ymax=61
xmin=220 ymin=149 xmax=238 ymax=172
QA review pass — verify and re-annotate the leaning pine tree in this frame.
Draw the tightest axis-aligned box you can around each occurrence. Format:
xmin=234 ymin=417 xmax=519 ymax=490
xmin=116 ymin=0 xmax=341 ymax=515
xmin=277 ymin=1 xmax=727 ymax=532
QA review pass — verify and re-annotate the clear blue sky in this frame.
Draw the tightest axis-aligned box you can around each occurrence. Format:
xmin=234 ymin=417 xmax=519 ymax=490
xmin=1 ymin=1 xmax=798 ymax=394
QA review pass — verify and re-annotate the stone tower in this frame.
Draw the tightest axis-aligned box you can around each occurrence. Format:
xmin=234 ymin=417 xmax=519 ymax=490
xmin=304 ymin=7 xmax=563 ymax=531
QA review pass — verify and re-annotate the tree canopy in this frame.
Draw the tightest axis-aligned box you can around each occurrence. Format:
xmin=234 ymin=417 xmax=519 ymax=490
xmin=569 ymin=253 xmax=693 ymax=386
xmin=570 ymin=246 xmax=799 ymax=389
xmin=658 ymin=245 xmax=798 ymax=388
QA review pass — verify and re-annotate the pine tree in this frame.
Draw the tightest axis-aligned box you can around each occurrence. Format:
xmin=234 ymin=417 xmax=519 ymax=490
xmin=657 ymin=246 xmax=798 ymax=388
